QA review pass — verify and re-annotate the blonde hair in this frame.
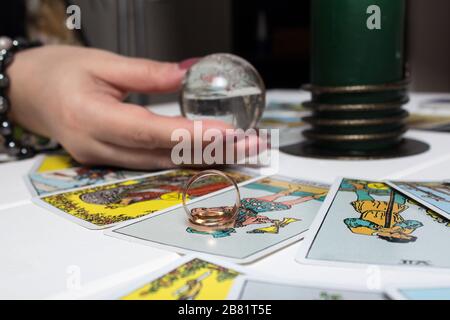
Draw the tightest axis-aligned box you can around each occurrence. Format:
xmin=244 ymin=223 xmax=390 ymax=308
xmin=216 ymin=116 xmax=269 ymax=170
xmin=26 ymin=0 xmax=81 ymax=45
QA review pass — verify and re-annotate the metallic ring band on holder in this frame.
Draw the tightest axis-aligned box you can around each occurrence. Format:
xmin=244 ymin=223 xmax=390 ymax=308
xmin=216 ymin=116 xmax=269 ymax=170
xmin=0 ymin=36 xmax=42 ymax=159
xmin=302 ymin=79 xmax=410 ymax=94
xmin=303 ymin=127 xmax=408 ymax=142
xmin=303 ymin=110 xmax=409 ymax=127
xmin=302 ymin=97 xmax=409 ymax=112
xmin=182 ymin=170 xmax=241 ymax=232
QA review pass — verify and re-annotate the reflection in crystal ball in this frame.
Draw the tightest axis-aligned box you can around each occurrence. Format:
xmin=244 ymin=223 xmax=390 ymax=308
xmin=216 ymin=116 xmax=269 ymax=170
xmin=180 ymin=53 xmax=266 ymax=130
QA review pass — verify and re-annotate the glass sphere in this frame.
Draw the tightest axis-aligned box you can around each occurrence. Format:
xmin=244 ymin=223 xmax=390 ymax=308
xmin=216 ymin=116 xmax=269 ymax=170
xmin=180 ymin=53 xmax=266 ymax=130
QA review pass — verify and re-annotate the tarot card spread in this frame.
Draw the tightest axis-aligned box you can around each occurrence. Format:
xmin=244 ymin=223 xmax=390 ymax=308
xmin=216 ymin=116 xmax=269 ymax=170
xmin=298 ymin=178 xmax=450 ymax=270
xmin=387 ymin=181 xmax=450 ymax=220
xmin=109 ymin=176 xmax=329 ymax=263
xmin=34 ymin=169 xmax=254 ymax=230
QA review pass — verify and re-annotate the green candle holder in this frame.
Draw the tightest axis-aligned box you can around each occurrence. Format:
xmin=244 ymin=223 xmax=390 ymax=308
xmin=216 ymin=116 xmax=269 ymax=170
xmin=282 ymin=0 xmax=429 ymax=159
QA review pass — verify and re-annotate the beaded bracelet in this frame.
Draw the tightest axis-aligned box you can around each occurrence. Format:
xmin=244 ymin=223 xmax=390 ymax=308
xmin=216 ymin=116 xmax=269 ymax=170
xmin=0 ymin=36 xmax=42 ymax=159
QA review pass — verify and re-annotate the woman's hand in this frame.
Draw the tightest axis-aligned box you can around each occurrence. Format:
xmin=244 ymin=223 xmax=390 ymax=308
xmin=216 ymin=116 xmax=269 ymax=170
xmin=7 ymin=45 xmax=232 ymax=169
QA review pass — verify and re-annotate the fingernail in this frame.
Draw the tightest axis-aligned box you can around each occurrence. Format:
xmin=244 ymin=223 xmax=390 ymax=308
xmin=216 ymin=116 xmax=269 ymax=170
xmin=178 ymin=57 xmax=201 ymax=71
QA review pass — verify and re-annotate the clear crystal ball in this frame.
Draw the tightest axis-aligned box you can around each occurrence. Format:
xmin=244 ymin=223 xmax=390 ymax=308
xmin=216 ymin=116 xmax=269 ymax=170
xmin=180 ymin=53 xmax=266 ymax=130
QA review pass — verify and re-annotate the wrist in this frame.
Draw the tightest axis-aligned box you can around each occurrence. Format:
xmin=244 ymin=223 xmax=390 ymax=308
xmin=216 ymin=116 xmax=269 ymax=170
xmin=0 ymin=37 xmax=41 ymax=159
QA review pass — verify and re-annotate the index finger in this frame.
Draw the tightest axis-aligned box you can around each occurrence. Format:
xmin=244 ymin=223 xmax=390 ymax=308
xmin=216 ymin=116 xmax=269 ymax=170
xmin=88 ymin=101 xmax=234 ymax=150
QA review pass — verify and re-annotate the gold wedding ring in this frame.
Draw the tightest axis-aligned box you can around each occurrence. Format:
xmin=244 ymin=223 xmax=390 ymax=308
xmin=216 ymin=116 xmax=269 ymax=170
xmin=182 ymin=170 xmax=241 ymax=232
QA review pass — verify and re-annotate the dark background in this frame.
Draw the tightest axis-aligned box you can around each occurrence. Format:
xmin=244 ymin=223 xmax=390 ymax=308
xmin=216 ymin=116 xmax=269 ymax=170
xmin=0 ymin=1 xmax=27 ymax=38
xmin=0 ymin=0 xmax=449 ymax=92
xmin=231 ymin=0 xmax=450 ymax=92
xmin=232 ymin=1 xmax=310 ymax=89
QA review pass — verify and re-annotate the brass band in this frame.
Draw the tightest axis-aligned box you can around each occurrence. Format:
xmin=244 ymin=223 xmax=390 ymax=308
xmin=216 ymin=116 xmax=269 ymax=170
xmin=303 ymin=127 xmax=408 ymax=142
xmin=182 ymin=170 xmax=241 ymax=231
xmin=303 ymin=110 xmax=409 ymax=127
xmin=303 ymin=98 xmax=409 ymax=112
xmin=302 ymin=79 xmax=410 ymax=94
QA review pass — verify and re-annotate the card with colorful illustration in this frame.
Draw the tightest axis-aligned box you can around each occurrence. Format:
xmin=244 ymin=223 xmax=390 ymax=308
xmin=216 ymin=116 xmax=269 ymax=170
xmin=387 ymin=181 xmax=450 ymax=220
xmin=296 ymin=178 xmax=450 ymax=271
xmin=26 ymin=166 xmax=149 ymax=196
xmin=107 ymin=176 xmax=329 ymax=263
xmin=101 ymin=255 xmax=247 ymax=300
xmin=26 ymin=153 xmax=155 ymax=196
xmin=229 ymin=276 xmax=386 ymax=300
xmin=33 ymin=169 xmax=255 ymax=230
xmin=386 ymin=284 xmax=450 ymax=300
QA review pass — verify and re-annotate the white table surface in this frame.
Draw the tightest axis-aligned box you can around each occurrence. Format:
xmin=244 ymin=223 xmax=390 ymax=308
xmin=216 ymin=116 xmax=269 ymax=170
xmin=1 ymin=90 xmax=450 ymax=299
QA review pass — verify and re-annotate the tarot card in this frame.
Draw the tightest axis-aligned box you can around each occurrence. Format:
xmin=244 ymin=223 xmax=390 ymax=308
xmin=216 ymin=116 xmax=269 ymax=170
xmin=108 ymin=176 xmax=329 ymax=263
xmin=26 ymin=166 xmax=149 ymax=197
xmin=101 ymin=255 xmax=248 ymax=300
xmin=297 ymin=178 xmax=450 ymax=271
xmin=229 ymin=276 xmax=386 ymax=300
xmin=407 ymin=113 xmax=450 ymax=131
xmin=387 ymin=181 xmax=450 ymax=220
xmin=30 ymin=153 xmax=77 ymax=174
xmin=386 ymin=285 xmax=450 ymax=300
xmin=260 ymin=100 xmax=308 ymax=130
xmin=266 ymin=101 xmax=307 ymax=112
xmin=259 ymin=111 xmax=305 ymax=129
xmin=34 ymin=169 xmax=255 ymax=230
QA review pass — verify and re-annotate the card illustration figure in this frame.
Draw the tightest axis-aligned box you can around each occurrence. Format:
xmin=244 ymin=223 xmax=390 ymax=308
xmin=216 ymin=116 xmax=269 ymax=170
xmin=109 ymin=255 xmax=246 ymax=300
xmin=229 ymin=277 xmax=386 ymax=300
xmin=387 ymin=181 xmax=450 ymax=220
xmin=35 ymin=169 xmax=254 ymax=229
xmin=108 ymin=176 xmax=329 ymax=263
xmin=297 ymin=178 xmax=450 ymax=270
